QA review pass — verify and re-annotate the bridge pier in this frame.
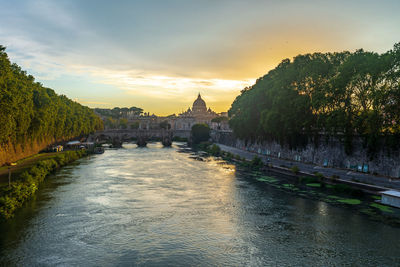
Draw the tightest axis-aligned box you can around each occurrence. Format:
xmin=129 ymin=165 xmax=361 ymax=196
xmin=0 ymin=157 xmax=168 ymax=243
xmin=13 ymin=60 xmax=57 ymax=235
xmin=162 ymin=135 xmax=172 ymax=147
xmin=136 ymin=136 xmax=147 ymax=147
xmin=112 ymin=137 xmax=123 ymax=148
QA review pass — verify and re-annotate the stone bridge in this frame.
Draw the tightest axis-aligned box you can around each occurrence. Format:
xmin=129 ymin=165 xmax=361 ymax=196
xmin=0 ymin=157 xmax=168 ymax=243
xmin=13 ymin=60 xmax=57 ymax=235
xmin=88 ymin=129 xmax=191 ymax=147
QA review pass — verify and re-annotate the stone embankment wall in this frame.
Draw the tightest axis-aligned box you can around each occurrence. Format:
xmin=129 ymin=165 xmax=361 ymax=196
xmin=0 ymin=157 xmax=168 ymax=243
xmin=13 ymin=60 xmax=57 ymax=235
xmin=212 ymin=131 xmax=400 ymax=178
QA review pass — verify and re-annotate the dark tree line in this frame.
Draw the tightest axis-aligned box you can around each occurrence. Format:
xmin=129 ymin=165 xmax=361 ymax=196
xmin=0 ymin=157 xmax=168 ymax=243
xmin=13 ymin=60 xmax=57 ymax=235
xmin=0 ymin=46 xmax=103 ymax=148
xmin=94 ymin=107 xmax=143 ymax=119
xmin=228 ymin=43 xmax=400 ymax=154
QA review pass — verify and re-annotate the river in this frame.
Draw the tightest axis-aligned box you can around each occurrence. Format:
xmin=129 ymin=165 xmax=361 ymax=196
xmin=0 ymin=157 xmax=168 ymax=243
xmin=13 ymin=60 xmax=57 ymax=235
xmin=1 ymin=142 xmax=399 ymax=266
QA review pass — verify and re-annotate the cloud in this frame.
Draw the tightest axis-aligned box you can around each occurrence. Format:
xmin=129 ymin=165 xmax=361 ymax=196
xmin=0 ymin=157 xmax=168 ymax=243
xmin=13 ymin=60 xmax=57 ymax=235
xmin=1 ymin=0 xmax=399 ymax=115
xmin=69 ymin=64 xmax=255 ymax=101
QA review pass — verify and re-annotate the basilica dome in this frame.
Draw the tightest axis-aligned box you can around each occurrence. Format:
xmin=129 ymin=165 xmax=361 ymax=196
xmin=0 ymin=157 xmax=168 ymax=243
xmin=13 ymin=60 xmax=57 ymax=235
xmin=192 ymin=93 xmax=207 ymax=113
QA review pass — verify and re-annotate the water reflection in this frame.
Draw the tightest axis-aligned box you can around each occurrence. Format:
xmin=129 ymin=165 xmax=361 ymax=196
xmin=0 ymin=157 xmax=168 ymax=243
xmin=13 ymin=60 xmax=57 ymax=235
xmin=0 ymin=142 xmax=399 ymax=266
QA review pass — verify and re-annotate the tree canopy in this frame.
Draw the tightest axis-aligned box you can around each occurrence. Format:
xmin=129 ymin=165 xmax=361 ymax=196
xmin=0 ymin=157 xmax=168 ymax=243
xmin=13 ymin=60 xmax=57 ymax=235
xmin=94 ymin=106 xmax=143 ymax=119
xmin=0 ymin=45 xmax=103 ymax=149
xmin=191 ymin=123 xmax=210 ymax=144
xmin=228 ymin=43 xmax=400 ymax=154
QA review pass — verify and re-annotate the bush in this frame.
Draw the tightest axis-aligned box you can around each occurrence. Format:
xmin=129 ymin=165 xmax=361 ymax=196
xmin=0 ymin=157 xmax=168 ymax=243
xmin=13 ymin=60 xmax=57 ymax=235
xmin=315 ymin=172 xmax=325 ymax=182
xmin=291 ymin=165 xmax=300 ymax=174
xmin=225 ymin=152 xmax=233 ymax=160
xmin=299 ymin=176 xmax=317 ymax=184
xmin=331 ymin=184 xmax=352 ymax=193
xmin=191 ymin=124 xmax=210 ymax=144
xmin=0 ymin=150 xmax=87 ymax=220
xmin=208 ymin=144 xmax=221 ymax=156
xmin=250 ymin=156 xmax=263 ymax=168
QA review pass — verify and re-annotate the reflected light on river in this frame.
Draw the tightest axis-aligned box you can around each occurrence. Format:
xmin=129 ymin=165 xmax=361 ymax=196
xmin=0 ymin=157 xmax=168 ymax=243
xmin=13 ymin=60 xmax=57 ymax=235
xmin=0 ymin=142 xmax=399 ymax=266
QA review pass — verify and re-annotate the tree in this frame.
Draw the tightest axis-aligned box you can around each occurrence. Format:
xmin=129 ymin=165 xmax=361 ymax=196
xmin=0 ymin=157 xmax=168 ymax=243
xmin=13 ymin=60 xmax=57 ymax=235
xmin=211 ymin=116 xmax=228 ymax=123
xmin=119 ymin=118 xmax=128 ymax=129
xmin=228 ymin=42 xmax=400 ymax=153
xmin=0 ymin=45 xmax=103 ymax=165
xmin=130 ymin=121 xmax=140 ymax=129
xmin=191 ymin=123 xmax=210 ymax=144
xmin=105 ymin=117 xmax=116 ymax=129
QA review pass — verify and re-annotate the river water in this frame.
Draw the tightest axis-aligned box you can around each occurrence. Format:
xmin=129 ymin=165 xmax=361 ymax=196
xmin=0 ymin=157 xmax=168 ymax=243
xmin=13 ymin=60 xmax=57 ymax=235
xmin=0 ymin=143 xmax=399 ymax=266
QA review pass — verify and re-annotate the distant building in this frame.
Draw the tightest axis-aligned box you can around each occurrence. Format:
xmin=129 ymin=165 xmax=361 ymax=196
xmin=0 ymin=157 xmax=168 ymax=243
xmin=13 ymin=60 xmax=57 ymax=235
xmin=174 ymin=93 xmax=219 ymax=130
xmin=96 ymin=93 xmax=229 ymax=131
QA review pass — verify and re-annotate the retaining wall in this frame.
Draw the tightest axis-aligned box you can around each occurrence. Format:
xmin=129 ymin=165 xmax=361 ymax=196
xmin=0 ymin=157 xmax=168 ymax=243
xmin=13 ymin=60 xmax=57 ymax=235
xmin=212 ymin=131 xmax=400 ymax=178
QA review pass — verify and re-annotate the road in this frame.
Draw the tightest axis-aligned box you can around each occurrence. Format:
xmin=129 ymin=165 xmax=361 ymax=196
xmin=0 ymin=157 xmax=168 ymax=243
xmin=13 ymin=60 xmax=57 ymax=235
xmin=216 ymin=143 xmax=400 ymax=190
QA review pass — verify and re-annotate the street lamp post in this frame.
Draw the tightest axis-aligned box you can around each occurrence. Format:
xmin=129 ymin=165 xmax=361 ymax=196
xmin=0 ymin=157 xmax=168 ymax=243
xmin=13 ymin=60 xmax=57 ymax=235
xmin=5 ymin=162 xmax=16 ymax=188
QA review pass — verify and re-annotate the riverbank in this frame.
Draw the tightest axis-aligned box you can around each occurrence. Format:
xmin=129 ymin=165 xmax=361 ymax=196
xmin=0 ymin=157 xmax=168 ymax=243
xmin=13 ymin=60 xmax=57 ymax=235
xmin=216 ymin=143 xmax=400 ymax=190
xmin=0 ymin=150 xmax=87 ymax=220
xmin=2 ymin=142 xmax=400 ymax=265
xmin=192 ymin=143 xmax=400 ymax=227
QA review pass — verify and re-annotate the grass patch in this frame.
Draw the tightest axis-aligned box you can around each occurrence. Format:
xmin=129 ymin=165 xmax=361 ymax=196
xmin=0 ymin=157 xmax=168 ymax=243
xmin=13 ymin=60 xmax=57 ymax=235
xmin=337 ymin=198 xmax=361 ymax=205
xmin=256 ymin=176 xmax=278 ymax=183
xmin=360 ymin=208 xmax=376 ymax=216
xmin=370 ymin=203 xmax=394 ymax=213
xmin=327 ymin=195 xmax=341 ymax=199
xmin=372 ymin=195 xmax=381 ymax=200
xmin=299 ymin=176 xmax=318 ymax=184
xmin=306 ymin=183 xmax=321 ymax=188
xmin=282 ymin=184 xmax=299 ymax=191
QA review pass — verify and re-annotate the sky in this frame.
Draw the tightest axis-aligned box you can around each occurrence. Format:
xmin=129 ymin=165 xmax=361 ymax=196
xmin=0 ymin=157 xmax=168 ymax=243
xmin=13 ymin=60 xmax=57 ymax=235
xmin=1 ymin=0 xmax=400 ymax=115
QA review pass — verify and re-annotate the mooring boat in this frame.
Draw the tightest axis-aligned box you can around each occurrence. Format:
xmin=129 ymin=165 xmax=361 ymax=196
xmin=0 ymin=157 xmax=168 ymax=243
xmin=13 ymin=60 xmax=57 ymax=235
xmin=380 ymin=190 xmax=400 ymax=208
xmin=94 ymin=147 xmax=105 ymax=154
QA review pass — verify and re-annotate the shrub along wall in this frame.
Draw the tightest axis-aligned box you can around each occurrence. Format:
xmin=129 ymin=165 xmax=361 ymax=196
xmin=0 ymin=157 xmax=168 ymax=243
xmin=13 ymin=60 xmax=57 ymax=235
xmin=0 ymin=150 xmax=87 ymax=220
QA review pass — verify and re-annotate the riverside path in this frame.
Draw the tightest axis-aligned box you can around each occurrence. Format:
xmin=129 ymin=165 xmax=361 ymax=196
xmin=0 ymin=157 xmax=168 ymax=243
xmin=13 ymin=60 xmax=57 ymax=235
xmin=216 ymin=143 xmax=400 ymax=190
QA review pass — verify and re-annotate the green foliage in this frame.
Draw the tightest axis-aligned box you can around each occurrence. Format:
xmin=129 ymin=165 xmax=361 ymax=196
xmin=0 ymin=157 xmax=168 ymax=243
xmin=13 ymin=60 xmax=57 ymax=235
xmin=370 ymin=203 xmax=393 ymax=213
xmin=337 ymin=199 xmax=362 ymax=205
xmin=256 ymin=176 xmax=278 ymax=183
xmin=130 ymin=121 xmax=140 ymax=129
xmin=211 ymin=116 xmax=228 ymax=123
xmin=105 ymin=117 xmax=117 ymax=129
xmin=250 ymin=156 xmax=263 ymax=168
xmin=224 ymin=152 xmax=233 ymax=159
xmin=211 ymin=116 xmax=229 ymax=129
xmin=314 ymin=172 xmax=325 ymax=182
xmin=0 ymin=150 xmax=86 ymax=220
xmin=228 ymin=43 xmax=400 ymax=153
xmin=331 ymin=184 xmax=352 ymax=193
xmin=306 ymin=183 xmax=321 ymax=187
xmin=94 ymin=106 xmax=143 ymax=119
xmin=290 ymin=165 xmax=300 ymax=174
xmin=329 ymin=183 xmax=364 ymax=197
xmin=191 ymin=123 xmax=210 ymax=144
xmin=331 ymin=175 xmax=340 ymax=180
xmin=208 ymin=144 xmax=221 ymax=156
xmin=119 ymin=118 xmax=128 ymax=129
xmin=299 ymin=176 xmax=318 ymax=183
xmin=0 ymin=46 xmax=103 ymax=148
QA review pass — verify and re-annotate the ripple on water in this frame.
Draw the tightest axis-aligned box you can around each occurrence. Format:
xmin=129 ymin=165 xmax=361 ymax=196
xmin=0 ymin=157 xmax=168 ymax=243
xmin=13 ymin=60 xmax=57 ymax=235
xmin=0 ymin=143 xmax=400 ymax=266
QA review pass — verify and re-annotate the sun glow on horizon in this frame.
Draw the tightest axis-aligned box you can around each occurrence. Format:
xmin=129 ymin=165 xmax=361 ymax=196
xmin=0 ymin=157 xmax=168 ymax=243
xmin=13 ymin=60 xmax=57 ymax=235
xmin=1 ymin=0 xmax=399 ymax=115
